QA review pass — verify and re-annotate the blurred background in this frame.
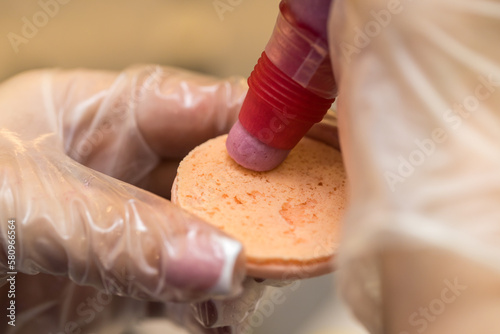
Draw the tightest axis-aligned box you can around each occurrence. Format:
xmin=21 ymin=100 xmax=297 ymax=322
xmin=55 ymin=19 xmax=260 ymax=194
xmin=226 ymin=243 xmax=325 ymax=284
xmin=0 ymin=0 xmax=278 ymax=80
xmin=0 ymin=1 xmax=367 ymax=333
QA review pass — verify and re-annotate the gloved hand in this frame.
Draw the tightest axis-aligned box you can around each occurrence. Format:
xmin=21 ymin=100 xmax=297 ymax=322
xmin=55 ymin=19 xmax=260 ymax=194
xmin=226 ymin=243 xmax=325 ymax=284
xmin=328 ymin=0 xmax=500 ymax=333
xmin=0 ymin=64 xmax=265 ymax=333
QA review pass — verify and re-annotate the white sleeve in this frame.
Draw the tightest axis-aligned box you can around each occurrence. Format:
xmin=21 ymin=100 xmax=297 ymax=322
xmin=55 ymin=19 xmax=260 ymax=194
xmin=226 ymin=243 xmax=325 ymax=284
xmin=328 ymin=0 xmax=500 ymax=333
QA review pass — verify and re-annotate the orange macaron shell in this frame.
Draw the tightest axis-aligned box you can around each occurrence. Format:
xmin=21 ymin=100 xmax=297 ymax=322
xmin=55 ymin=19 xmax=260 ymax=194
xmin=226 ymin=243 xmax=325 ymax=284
xmin=172 ymin=135 xmax=347 ymax=280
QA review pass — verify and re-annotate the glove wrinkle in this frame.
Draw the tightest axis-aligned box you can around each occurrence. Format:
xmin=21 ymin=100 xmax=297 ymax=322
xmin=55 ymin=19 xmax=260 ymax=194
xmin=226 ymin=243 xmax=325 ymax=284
xmin=0 ymin=65 xmax=252 ymax=333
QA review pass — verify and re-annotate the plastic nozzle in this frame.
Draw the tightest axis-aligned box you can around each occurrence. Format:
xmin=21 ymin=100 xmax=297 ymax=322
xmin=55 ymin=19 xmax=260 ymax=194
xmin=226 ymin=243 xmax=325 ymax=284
xmin=226 ymin=120 xmax=291 ymax=172
xmin=239 ymin=51 xmax=334 ymax=150
xmin=227 ymin=0 xmax=336 ymax=171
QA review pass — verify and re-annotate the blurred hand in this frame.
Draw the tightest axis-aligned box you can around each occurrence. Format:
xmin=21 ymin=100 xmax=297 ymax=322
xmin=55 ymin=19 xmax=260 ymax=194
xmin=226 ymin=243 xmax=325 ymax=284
xmin=329 ymin=0 xmax=500 ymax=333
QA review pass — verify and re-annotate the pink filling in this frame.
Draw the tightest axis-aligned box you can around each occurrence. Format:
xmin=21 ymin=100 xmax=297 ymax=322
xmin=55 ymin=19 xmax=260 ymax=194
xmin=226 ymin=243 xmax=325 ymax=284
xmin=226 ymin=121 xmax=290 ymax=172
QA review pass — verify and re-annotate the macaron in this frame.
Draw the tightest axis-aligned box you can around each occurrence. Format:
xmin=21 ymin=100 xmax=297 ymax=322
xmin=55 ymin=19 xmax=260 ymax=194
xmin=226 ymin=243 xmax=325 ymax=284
xmin=171 ymin=135 xmax=347 ymax=280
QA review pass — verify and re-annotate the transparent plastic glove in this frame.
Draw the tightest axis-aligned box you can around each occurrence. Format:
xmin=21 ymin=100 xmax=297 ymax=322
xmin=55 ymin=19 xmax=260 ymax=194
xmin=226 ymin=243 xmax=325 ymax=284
xmin=329 ymin=0 xmax=500 ymax=333
xmin=0 ymin=65 xmax=260 ymax=333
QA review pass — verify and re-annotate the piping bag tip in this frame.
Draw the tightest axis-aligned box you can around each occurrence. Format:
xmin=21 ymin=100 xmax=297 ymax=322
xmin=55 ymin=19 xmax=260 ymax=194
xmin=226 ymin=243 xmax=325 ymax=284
xmin=226 ymin=120 xmax=290 ymax=172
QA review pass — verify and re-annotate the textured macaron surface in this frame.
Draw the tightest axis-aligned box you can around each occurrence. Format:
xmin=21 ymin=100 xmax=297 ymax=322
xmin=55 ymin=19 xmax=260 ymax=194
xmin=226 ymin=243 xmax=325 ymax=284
xmin=174 ymin=135 xmax=347 ymax=267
